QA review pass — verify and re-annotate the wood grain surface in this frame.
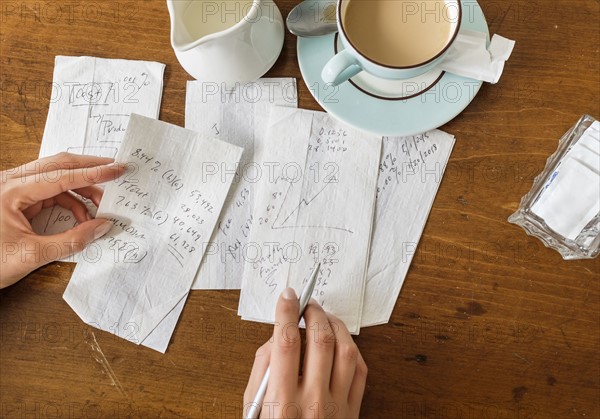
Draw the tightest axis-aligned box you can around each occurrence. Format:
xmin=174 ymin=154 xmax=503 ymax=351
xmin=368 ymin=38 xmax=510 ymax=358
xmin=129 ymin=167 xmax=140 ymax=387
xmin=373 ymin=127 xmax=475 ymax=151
xmin=1 ymin=1 xmax=599 ymax=418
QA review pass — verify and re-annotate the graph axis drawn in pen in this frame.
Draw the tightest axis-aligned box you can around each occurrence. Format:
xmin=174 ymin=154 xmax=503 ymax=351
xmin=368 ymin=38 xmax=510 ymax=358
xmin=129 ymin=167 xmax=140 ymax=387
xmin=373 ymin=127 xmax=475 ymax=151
xmin=271 ymin=179 xmax=354 ymax=234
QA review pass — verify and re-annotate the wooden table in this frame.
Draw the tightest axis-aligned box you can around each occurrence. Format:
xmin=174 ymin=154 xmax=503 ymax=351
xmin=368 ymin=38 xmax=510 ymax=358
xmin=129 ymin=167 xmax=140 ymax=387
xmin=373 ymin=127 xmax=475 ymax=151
xmin=1 ymin=1 xmax=598 ymax=418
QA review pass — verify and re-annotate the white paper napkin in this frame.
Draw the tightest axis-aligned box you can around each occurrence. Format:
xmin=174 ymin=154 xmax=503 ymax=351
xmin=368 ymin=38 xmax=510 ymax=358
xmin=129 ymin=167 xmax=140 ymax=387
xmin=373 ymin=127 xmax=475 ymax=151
xmin=531 ymin=121 xmax=600 ymax=240
xmin=438 ymin=30 xmax=516 ymax=84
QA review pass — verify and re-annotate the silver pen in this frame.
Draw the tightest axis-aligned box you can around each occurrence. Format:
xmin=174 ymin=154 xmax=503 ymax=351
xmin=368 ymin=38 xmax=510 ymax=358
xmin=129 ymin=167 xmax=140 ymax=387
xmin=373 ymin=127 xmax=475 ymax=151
xmin=245 ymin=263 xmax=321 ymax=419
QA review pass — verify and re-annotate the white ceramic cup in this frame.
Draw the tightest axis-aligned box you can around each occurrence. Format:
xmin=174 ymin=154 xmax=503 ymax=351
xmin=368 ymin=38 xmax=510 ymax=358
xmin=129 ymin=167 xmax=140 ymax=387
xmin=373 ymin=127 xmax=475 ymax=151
xmin=321 ymin=0 xmax=462 ymax=86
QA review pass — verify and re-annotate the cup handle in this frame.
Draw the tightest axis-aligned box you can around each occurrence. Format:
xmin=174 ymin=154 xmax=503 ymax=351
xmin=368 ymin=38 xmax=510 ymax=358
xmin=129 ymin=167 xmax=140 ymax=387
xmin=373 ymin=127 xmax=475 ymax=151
xmin=321 ymin=50 xmax=362 ymax=86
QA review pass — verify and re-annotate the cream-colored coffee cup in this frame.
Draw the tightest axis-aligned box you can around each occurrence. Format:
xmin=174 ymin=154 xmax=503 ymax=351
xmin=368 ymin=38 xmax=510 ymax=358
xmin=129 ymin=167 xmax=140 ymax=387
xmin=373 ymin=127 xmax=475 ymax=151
xmin=321 ymin=0 xmax=462 ymax=86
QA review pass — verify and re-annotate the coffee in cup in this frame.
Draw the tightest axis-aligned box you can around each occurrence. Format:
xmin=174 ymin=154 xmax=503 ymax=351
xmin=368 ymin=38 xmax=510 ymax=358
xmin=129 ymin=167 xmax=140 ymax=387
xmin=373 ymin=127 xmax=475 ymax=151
xmin=321 ymin=0 xmax=462 ymax=86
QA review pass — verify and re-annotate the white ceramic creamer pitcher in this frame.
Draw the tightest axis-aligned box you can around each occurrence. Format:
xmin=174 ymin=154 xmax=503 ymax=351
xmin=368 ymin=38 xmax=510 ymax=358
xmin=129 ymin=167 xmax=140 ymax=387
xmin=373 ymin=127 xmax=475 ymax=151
xmin=167 ymin=0 xmax=284 ymax=83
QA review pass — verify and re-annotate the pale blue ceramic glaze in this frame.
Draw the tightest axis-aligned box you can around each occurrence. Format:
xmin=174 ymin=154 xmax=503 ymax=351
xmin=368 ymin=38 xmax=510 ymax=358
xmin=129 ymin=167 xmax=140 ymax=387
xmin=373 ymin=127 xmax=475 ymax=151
xmin=298 ymin=0 xmax=490 ymax=136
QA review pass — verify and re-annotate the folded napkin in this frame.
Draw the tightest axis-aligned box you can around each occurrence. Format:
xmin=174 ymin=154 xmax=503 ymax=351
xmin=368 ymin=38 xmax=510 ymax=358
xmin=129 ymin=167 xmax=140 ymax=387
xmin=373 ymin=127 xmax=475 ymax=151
xmin=439 ymin=30 xmax=516 ymax=84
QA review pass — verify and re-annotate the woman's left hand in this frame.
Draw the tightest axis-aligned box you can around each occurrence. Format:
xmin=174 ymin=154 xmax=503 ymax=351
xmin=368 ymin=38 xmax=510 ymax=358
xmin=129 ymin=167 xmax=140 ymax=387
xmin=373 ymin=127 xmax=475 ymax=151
xmin=0 ymin=153 xmax=127 ymax=289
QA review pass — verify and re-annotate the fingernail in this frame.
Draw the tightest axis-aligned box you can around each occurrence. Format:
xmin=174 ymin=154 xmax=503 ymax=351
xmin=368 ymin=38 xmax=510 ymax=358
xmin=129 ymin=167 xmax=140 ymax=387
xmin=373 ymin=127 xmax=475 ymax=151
xmin=282 ymin=287 xmax=297 ymax=300
xmin=104 ymin=162 xmax=128 ymax=170
xmin=93 ymin=221 xmax=112 ymax=240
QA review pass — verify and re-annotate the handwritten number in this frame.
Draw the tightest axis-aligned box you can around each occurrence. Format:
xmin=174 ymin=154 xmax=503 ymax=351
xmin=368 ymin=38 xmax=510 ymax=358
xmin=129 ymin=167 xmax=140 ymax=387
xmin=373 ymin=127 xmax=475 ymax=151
xmin=140 ymin=72 xmax=149 ymax=86
xmin=150 ymin=160 xmax=161 ymax=172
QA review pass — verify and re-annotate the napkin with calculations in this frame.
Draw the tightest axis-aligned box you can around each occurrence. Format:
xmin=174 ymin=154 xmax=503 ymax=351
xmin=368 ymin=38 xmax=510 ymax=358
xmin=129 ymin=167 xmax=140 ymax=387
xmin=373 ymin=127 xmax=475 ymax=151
xmin=185 ymin=78 xmax=299 ymax=290
xmin=31 ymin=56 xmax=165 ymax=253
xmin=362 ymin=130 xmax=455 ymax=326
xmin=63 ymin=114 xmax=243 ymax=353
xmin=237 ymin=106 xmax=382 ymax=334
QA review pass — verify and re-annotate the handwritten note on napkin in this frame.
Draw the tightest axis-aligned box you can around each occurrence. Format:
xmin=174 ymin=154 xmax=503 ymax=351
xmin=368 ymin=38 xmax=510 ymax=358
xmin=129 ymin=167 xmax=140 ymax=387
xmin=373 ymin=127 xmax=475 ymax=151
xmin=32 ymin=56 xmax=165 ymax=239
xmin=361 ymin=130 xmax=455 ymax=326
xmin=185 ymin=79 xmax=298 ymax=289
xmin=238 ymin=107 xmax=382 ymax=334
xmin=63 ymin=114 xmax=242 ymax=353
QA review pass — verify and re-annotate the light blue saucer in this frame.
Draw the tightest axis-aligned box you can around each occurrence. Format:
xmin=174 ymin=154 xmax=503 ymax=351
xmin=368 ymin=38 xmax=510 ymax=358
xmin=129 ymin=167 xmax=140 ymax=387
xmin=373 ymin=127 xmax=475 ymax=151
xmin=297 ymin=0 xmax=490 ymax=136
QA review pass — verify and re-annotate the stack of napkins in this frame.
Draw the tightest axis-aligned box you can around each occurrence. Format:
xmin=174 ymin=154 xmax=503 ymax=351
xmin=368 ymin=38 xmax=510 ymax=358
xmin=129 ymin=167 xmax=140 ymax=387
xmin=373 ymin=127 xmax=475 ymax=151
xmin=38 ymin=57 xmax=457 ymax=351
xmin=183 ymin=84 xmax=457 ymax=334
xmin=184 ymin=87 xmax=456 ymax=334
xmin=530 ymin=120 xmax=600 ymax=240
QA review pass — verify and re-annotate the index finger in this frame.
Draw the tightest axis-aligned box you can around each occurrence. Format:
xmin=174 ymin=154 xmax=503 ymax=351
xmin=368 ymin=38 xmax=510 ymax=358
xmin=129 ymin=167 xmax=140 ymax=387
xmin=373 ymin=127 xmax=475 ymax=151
xmin=2 ymin=153 xmax=114 ymax=181
xmin=9 ymin=163 xmax=126 ymax=209
xmin=268 ymin=287 xmax=301 ymax=396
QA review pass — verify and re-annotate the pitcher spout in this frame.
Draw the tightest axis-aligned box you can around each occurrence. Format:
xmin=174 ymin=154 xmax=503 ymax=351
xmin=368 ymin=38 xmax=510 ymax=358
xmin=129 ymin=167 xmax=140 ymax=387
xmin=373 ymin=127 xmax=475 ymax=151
xmin=167 ymin=0 xmax=259 ymax=52
xmin=167 ymin=0 xmax=204 ymax=52
xmin=166 ymin=0 xmax=284 ymax=83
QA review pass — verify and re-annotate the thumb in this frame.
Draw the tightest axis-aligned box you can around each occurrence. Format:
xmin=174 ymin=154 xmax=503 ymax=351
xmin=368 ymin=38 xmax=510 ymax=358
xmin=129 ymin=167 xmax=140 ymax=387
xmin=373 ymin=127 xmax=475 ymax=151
xmin=40 ymin=219 xmax=113 ymax=262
